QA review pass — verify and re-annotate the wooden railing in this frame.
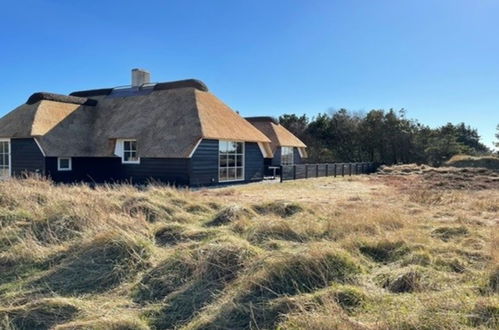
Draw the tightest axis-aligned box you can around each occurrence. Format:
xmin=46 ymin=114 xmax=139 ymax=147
xmin=280 ymin=162 xmax=377 ymax=182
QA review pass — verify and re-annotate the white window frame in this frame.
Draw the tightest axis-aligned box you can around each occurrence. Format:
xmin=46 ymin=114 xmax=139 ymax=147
xmin=115 ymin=139 xmax=140 ymax=164
xmin=57 ymin=157 xmax=72 ymax=171
xmin=281 ymin=146 xmax=294 ymax=166
xmin=218 ymin=140 xmax=245 ymax=183
xmin=0 ymin=139 xmax=11 ymax=178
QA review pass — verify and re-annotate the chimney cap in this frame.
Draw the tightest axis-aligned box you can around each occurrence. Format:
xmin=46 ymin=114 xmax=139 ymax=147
xmin=131 ymin=68 xmax=151 ymax=87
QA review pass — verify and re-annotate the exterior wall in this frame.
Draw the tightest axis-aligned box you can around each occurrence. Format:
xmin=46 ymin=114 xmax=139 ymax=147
xmin=46 ymin=157 xmax=122 ymax=183
xmin=11 ymin=138 xmax=45 ymax=177
xmin=245 ymin=142 xmax=264 ymax=181
xmin=46 ymin=157 xmax=189 ymax=185
xmin=121 ymin=158 xmax=190 ymax=185
xmin=189 ymin=139 xmax=265 ymax=186
xmin=190 ymin=139 xmax=219 ymax=186
xmin=293 ymin=148 xmax=303 ymax=164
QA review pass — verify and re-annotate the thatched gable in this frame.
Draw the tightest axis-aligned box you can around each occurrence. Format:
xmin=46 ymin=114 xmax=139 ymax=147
xmin=0 ymin=81 xmax=271 ymax=158
xmin=246 ymin=117 xmax=307 ymax=156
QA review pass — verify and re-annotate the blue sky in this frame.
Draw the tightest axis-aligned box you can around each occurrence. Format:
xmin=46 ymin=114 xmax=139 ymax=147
xmin=0 ymin=0 xmax=498 ymax=148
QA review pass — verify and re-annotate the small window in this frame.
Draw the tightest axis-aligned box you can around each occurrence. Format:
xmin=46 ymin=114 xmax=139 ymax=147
xmin=58 ymin=158 xmax=72 ymax=171
xmin=122 ymin=140 xmax=140 ymax=164
xmin=281 ymin=147 xmax=294 ymax=166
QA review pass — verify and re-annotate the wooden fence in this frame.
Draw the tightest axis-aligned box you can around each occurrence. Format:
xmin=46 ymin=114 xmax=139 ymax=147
xmin=280 ymin=162 xmax=376 ymax=182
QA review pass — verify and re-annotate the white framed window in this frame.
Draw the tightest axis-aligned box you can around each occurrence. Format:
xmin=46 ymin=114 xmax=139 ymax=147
xmin=57 ymin=157 xmax=72 ymax=171
xmin=0 ymin=139 xmax=11 ymax=178
xmin=219 ymin=141 xmax=244 ymax=182
xmin=115 ymin=139 xmax=140 ymax=164
xmin=281 ymin=147 xmax=294 ymax=166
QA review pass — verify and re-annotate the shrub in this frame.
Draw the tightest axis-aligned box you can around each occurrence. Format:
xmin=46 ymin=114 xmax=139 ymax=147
xmin=359 ymin=240 xmax=410 ymax=263
xmin=431 ymin=226 xmax=469 ymax=242
xmin=0 ymin=298 xmax=79 ymax=330
xmin=206 ymin=205 xmax=254 ymax=226
xmin=252 ymin=201 xmax=303 ymax=218
xmin=37 ymin=232 xmax=151 ymax=294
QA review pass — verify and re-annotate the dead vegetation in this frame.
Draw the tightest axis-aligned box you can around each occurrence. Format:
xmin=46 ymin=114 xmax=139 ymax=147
xmin=0 ymin=168 xmax=497 ymax=329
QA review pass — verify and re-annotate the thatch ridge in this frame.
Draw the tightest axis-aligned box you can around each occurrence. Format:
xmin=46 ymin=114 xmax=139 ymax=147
xmin=245 ymin=116 xmax=278 ymax=124
xmin=70 ymin=88 xmax=114 ymax=97
xmin=154 ymin=79 xmax=208 ymax=92
xmin=27 ymin=93 xmax=97 ymax=106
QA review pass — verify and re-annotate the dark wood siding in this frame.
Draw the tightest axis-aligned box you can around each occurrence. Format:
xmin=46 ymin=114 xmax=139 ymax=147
xmin=46 ymin=157 xmax=189 ymax=185
xmin=245 ymin=142 xmax=264 ymax=181
xmin=190 ymin=139 xmax=219 ymax=186
xmin=121 ymin=158 xmax=189 ymax=185
xmin=11 ymin=138 xmax=45 ymax=176
xmin=293 ymin=147 xmax=303 ymax=164
xmin=46 ymin=157 xmax=122 ymax=183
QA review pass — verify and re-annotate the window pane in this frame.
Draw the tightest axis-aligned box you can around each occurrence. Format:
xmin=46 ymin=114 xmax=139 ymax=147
xmin=236 ymin=167 xmax=243 ymax=180
xmin=236 ymin=155 xmax=243 ymax=167
xmin=219 ymin=141 xmax=228 ymax=153
xmin=227 ymin=141 xmax=237 ymax=154
xmin=130 ymin=141 xmax=137 ymax=150
xmin=124 ymin=152 xmax=130 ymax=161
xmin=220 ymin=154 xmax=228 ymax=167
xmin=228 ymin=154 xmax=236 ymax=167
xmin=236 ymin=142 xmax=243 ymax=154
xmin=124 ymin=141 xmax=131 ymax=151
xmin=59 ymin=159 xmax=69 ymax=169
xmin=219 ymin=168 xmax=228 ymax=181
xmin=228 ymin=167 xmax=236 ymax=180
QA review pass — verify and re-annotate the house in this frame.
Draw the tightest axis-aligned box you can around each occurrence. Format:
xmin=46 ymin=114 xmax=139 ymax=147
xmin=245 ymin=117 xmax=307 ymax=172
xmin=0 ymin=69 xmax=307 ymax=186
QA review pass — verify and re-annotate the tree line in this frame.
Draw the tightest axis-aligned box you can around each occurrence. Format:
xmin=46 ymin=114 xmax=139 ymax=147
xmin=279 ymin=109 xmax=493 ymax=166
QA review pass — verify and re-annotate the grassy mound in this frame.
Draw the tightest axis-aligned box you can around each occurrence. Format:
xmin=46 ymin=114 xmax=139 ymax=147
xmin=206 ymin=205 xmax=254 ymax=226
xmin=252 ymin=201 xmax=303 ymax=218
xmin=122 ymin=196 xmax=174 ymax=222
xmin=247 ymin=219 xmax=304 ymax=243
xmin=359 ymin=240 xmax=410 ymax=263
xmin=446 ymin=154 xmax=499 ymax=171
xmin=36 ymin=233 xmax=151 ymax=294
xmin=0 ymin=298 xmax=79 ymax=330
xmin=55 ymin=317 xmax=150 ymax=330
xmin=469 ymin=299 xmax=499 ymax=328
xmin=146 ymin=239 xmax=257 ymax=329
xmin=379 ymin=266 xmax=440 ymax=293
xmin=153 ymin=224 xmax=212 ymax=246
xmin=30 ymin=214 xmax=86 ymax=245
xmin=431 ymin=225 xmax=469 ymax=242
xmin=331 ymin=285 xmax=367 ymax=312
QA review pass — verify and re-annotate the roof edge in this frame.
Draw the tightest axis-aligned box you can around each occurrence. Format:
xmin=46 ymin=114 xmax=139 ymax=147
xmin=27 ymin=92 xmax=97 ymax=106
xmin=245 ymin=116 xmax=278 ymax=124
xmin=154 ymin=79 xmax=208 ymax=92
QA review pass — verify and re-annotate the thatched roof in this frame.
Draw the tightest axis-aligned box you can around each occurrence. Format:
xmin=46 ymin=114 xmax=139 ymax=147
xmin=245 ymin=117 xmax=307 ymax=156
xmin=0 ymin=80 xmax=271 ymax=158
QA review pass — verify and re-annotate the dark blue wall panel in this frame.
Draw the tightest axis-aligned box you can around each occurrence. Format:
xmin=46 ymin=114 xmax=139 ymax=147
xmin=11 ymin=138 xmax=45 ymax=177
xmin=245 ymin=142 xmax=264 ymax=181
xmin=190 ymin=139 xmax=219 ymax=186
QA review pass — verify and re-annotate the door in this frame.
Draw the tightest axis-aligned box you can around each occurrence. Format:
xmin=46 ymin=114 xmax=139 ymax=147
xmin=0 ymin=139 xmax=10 ymax=178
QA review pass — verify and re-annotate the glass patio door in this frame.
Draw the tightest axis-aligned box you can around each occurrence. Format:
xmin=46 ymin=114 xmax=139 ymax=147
xmin=0 ymin=140 xmax=10 ymax=178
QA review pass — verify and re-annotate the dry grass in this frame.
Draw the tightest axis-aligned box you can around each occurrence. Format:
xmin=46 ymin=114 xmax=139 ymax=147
xmin=0 ymin=168 xmax=497 ymax=329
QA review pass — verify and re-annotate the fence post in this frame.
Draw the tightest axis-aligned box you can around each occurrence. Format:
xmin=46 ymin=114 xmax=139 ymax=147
xmin=316 ymin=164 xmax=319 ymax=178
xmin=342 ymin=164 xmax=345 ymax=177
xmin=333 ymin=164 xmax=336 ymax=177
xmin=280 ymin=165 xmax=283 ymax=183
xmin=349 ymin=164 xmax=352 ymax=176
xmin=305 ymin=165 xmax=308 ymax=178
xmin=326 ymin=164 xmax=329 ymax=177
xmin=293 ymin=165 xmax=296 ymax=180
